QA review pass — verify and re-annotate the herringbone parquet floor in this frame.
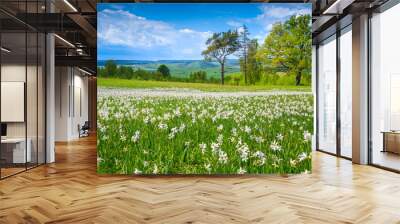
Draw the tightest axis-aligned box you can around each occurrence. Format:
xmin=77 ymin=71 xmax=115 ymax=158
xmin=1 ymin=135 xmax=400 ymax=224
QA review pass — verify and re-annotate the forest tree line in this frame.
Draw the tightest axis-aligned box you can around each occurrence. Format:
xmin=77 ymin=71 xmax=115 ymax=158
xmin=98 ymin=14 xmax=311 ymax=86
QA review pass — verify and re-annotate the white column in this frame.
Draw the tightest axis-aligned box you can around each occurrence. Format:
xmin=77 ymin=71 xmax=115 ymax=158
xmin=46 ymin=32 xmax=55 ymax=163
xmin=352 ymin=14 xmax=369 ymax=164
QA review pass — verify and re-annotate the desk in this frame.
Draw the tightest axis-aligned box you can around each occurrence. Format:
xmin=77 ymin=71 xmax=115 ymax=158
xmin=1 ymin=138 xmax=31 ymax=163
xmin=382 ymin=131 xmax=400 ymax=154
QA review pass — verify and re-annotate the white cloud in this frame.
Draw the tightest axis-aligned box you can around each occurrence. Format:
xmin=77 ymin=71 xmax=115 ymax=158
xmin=266 ymin=23 xmax=274 ymax=31
xmin=237 ymin=26 xmax=245 ymax=34
xmin=257 ymin=6 xmax=310 ymax=20
xmin=98 ymin=9 xmax=212 ymax=59
xmin=227 ymin=20 xmax=241 ymax=27
xmin=179 ymin=28 xmax=195 ymax=34
xmin=181 ymin=48 xmax=194 ymax=55
xmin=98 ymin=9 xmax=173 ymax=48
xmin=223 ymin=5 xmax=310 ymax=43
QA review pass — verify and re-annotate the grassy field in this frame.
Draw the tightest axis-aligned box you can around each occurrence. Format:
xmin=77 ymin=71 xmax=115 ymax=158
xmin=97 ymin=92 xmax=313 ymax=175
xmin=98 ymin=78 xmax=312 ymax=92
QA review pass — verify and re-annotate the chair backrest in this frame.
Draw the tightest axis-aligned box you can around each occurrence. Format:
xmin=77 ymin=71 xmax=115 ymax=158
xmin=82 ymin=121 xmax=90 ymax=129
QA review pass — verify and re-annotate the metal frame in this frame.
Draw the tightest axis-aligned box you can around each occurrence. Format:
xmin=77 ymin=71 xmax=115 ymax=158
xmin=0 ymin=19 xmax=2 ymax=179
xmin=315 ymin=21 xmax=353 ymax=162
xmin=367 ymin=11 xmax=373 ymax=165
xmin=315 ymin=44 xmax=320 ymax=152
xmin=336 ymin=24 xmax=341 ymax=157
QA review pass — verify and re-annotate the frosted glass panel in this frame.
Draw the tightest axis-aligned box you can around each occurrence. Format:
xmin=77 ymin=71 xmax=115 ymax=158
xmin=318 ymin=36 xmax=337 ymax=154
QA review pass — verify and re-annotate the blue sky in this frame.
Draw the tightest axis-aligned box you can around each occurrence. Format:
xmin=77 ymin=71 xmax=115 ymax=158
xmin=98 ymin=3 xmax=311 ymax=61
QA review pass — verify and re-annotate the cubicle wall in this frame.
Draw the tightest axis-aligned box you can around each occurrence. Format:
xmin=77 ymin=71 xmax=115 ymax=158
xmin=0 ymin=1 xmax=46 ymax=179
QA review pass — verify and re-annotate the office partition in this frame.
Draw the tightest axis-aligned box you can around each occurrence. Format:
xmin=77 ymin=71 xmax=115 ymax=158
xmin=0 ymin=1 xmax=47 ymax=179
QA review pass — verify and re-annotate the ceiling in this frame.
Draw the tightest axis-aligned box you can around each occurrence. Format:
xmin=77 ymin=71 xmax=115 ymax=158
xmin=0 ymin=0 xmax=97 ymax=74
xmin=310 ymin=0 xmax=390 ymax=43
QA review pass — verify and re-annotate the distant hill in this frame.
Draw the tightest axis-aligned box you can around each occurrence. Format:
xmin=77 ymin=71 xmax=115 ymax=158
xmin=97 ymin=59 xmax=240 ymax=78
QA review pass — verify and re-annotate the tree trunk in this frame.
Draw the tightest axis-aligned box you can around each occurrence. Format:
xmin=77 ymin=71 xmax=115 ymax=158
xmin=244 ymin=55 xmax=247 ymax=85
xmin=295 ymin=72 xmax=301 ymax=86
xmin=221 ymin=62 xmax=225 ymax=85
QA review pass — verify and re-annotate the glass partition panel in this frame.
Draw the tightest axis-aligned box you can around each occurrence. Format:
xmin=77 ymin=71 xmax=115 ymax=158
xmin=371 ymin=4 xmax=400 ymax=171
xmin=339 ymin=26 xmax=352 ymax=158
xmin=317 ymin=35 xmax=337 ymax=154
xmin=0 ymin=1 xmax=46 ymax=179
xmin=38 ymin=32 xmax=45 ymax=165
xmin=27 ymin=31 xmax=38 ymax=169
xmin=1 ymin=31 xmax=27 ymax=177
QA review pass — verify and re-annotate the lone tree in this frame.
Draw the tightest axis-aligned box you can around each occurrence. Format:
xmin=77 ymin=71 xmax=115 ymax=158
xmin=258 ymin=14 xmax=311 ymax=86
xmin=237 ymin=25 xmax=250 ymax=85
xmin=104 ymin=60 xmax=117 ymax=77
xmin=157 ymin=64 xmax=170 ymax=78
xmin=247 ymin=39 xmax=262 ymax=84
xmin=202 ymin=30 xmax=240 ymax=85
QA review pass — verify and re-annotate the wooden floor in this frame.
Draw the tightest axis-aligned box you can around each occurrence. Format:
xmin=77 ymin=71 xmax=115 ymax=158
xmin=0 ymin=167 xmax=26 ymax=178
xmin=372 ymin=151 xmax=400 ymax=171
xmin=1 ymin=135 xmax=400 ymax=224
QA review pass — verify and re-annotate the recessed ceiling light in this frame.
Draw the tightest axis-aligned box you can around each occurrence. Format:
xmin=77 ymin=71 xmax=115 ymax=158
xmin=323 ymin=0 xmax=355 ymax=15
xmin=78 ymin=67 xmax=92 ymax=76
xmin=1 ymin=47 xmax=11 ymax=53
xmin=63 ymin=0 xmax=78 ymax=12
xmin=54 ymin=34 xmax=75 ymax=48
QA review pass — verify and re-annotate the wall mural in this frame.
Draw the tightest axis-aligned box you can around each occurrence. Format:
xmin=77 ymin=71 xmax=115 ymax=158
xmin=97 ymin=3 xmax=313 ymax=175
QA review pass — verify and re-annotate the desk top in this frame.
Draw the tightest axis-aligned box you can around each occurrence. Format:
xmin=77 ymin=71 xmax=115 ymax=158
xmin=381 ymin=131 xmax=400 ymax=134
xmin=1 ymin=138 xmax=28 ymax=143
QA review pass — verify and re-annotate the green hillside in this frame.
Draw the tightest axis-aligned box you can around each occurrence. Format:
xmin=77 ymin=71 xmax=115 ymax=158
xmin=98 ymin=59 xmax=240 ymax=78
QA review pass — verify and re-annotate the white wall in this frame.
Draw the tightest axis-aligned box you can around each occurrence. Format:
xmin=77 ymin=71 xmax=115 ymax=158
xmin=1 ymin=63 xmax=46 ymax=164
xmin=0 ymin=65 xmax=40 ymax=138
xmin=55 ymin=67 xmax=70 ymax=141
xmin=55 ymin=67 xmax=89 ymax=141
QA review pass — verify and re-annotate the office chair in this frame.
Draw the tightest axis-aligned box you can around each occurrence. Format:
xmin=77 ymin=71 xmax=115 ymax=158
xmin=79 ymin=121 xmax=90 ymax=138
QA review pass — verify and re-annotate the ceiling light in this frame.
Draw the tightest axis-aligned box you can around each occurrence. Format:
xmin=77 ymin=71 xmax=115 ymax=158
xmin=78 ymin=67 xmax=92 ymax=76
xmin=54 ymin=34 xmax=75 ymax=48
xmin=63 ymin=0 xmax=78 ymax=12
xmin=1 ymin=47 xmax=11 ymax=53
xmin=323 ymin=0 xmax=355 ymax=15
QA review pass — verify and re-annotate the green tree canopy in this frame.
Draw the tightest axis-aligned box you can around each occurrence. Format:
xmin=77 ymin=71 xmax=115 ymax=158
xmin=189 ymin=71 xmax=207 ymax=82
xmin=157 ymin=64 xmax=170 ymax=78
xmin=202 ymin=30 xmax=240 ymax=85
xmin=104 ymin=60 xmax=117 ymax=77
xmin=237 ymin=25 xmax=250 ymax=85
xmin=258 ymin=14 xmax=311 ymax=86
xmin=246 ymin=39 xmax=262 ymax=84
